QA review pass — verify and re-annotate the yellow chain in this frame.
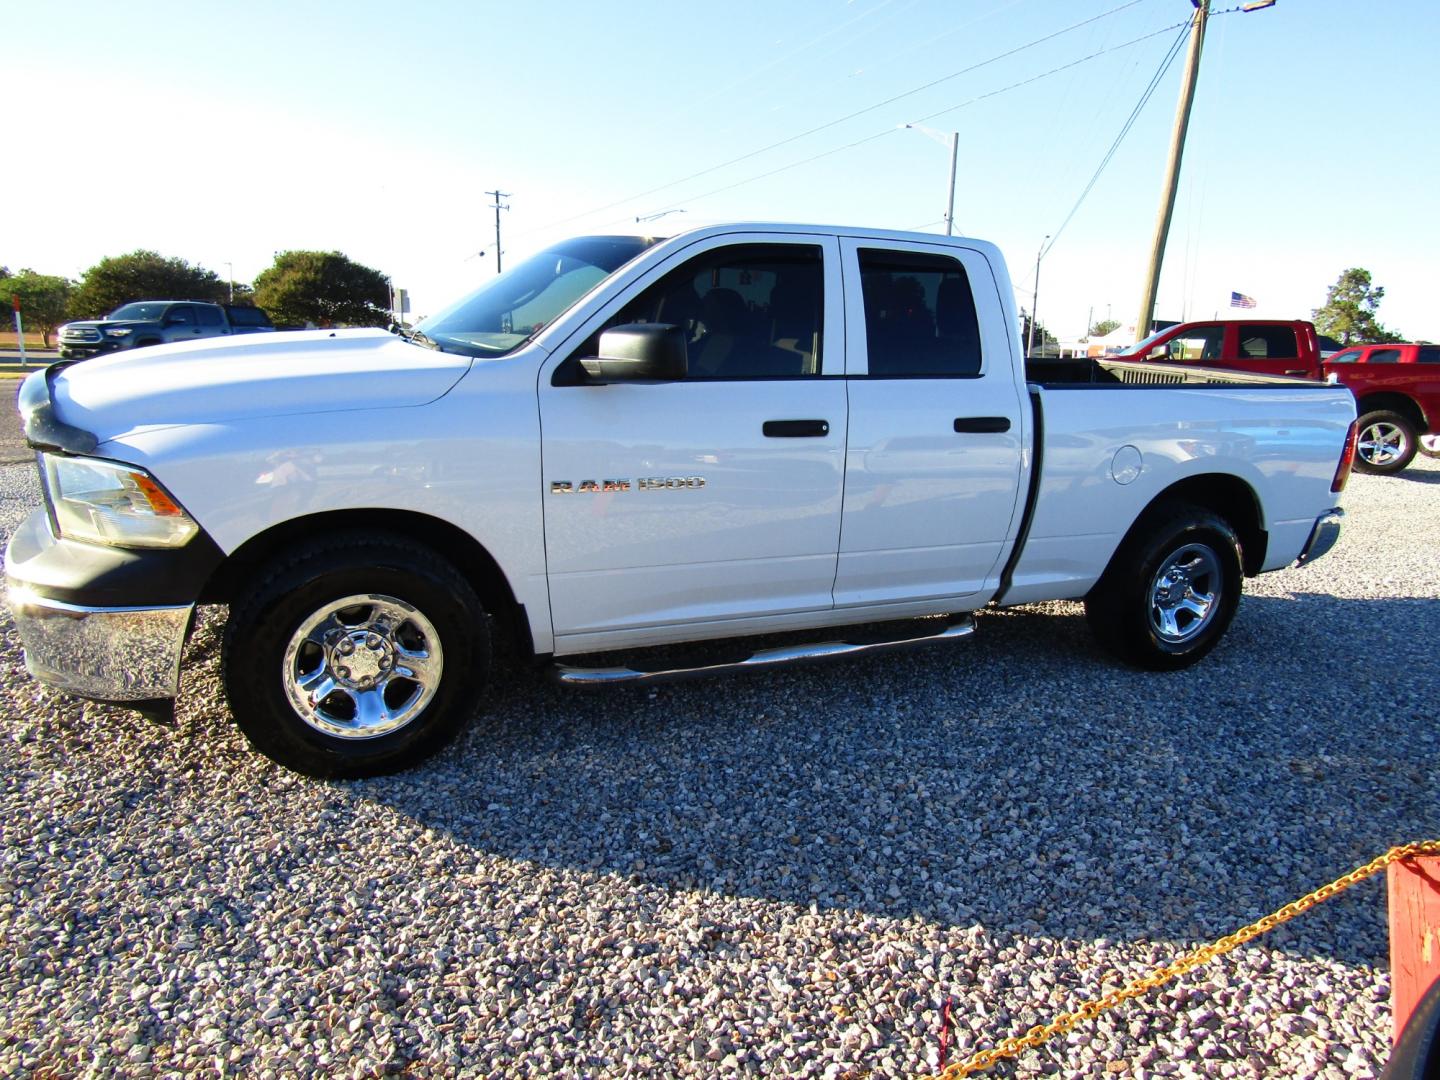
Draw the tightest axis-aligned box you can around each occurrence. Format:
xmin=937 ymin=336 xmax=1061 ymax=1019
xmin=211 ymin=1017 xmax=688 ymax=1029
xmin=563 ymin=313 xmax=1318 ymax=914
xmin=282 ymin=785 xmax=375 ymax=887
xmin=920 ymin=840 xmax=1440 ymax=1079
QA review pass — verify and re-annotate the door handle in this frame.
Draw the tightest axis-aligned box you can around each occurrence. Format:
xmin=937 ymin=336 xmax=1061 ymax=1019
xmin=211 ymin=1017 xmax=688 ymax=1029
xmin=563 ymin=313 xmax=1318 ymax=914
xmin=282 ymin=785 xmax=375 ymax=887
xmin=763 ymin=419 xmax=830 ymax=437
xmin=953 ymin=416 xmax=1011 ymax=434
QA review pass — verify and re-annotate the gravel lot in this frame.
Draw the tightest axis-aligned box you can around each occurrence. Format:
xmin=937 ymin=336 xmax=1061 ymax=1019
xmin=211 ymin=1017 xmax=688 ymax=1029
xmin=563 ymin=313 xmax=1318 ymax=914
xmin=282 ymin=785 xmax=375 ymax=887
xmin=0 ymin=438 xmax=1436 ymax=1078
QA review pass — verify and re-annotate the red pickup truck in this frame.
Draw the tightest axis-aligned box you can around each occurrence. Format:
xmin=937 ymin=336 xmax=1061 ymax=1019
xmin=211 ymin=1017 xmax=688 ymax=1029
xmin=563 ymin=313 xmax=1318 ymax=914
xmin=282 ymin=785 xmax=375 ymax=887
xmin=1123 ymin=321 xmax=1440 ymax=474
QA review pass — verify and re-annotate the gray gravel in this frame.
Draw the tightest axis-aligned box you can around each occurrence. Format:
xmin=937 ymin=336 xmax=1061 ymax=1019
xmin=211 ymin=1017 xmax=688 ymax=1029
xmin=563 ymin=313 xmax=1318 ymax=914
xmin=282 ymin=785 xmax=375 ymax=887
xmin=0 ymin=455 xmax=1437 ymax=1078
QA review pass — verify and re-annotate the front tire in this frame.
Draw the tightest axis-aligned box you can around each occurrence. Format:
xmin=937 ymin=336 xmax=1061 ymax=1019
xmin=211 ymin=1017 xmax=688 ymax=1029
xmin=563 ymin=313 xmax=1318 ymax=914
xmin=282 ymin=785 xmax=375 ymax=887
xmin=1418 ymin=433 xmax=1440 ymax=460
xmin=1085 ymin=501 xmax=1242 ymax=671
xmin=221 ymin=534 xmax=489 ymax=778
xmin=1353 ymin=410 xmax=1417 ymax=475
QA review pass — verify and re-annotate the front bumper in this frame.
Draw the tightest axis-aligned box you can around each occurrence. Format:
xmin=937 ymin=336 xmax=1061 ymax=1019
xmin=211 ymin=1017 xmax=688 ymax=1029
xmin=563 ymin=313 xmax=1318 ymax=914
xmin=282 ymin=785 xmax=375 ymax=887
xmin=4 ymin=507 xmax=224 ymax=704
xmin=57 ymin=339 xmax=125 ymax=360
xmin=7 ymin=587 xmax=191 ymax=701
xmin=1296 ymin=507 xmax=1344 ymax=567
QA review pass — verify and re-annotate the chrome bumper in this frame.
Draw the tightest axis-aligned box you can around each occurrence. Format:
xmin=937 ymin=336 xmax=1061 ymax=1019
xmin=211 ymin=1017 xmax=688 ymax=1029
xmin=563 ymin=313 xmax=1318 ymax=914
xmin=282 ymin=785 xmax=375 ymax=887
xmin=7 ymin=586 xmax=192 ymax=701
xmin=1296 ymin=508 xmax=1345 ymax=567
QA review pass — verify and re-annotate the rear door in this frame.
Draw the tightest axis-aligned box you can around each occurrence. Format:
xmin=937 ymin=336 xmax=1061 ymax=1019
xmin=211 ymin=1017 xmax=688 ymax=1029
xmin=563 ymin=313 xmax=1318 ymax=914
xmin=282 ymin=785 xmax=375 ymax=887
xmin=539 ymin=232 xmax=848 ymax=644
xmin=833 ymin=237 xmax=1026 ymax=607
xmin=194 ymin=304 xmax=228 ymax=339
xmin=161 ymin=304 xmax=201 ymax=343
xmin=1221 ymin=323 xmax=1313 ymax=377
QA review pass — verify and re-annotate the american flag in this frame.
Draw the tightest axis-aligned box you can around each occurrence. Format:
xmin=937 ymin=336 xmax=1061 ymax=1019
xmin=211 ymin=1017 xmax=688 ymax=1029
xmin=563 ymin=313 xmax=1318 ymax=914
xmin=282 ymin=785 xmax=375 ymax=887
xmin=1230 ymin=291 xmax=1257 ymax=309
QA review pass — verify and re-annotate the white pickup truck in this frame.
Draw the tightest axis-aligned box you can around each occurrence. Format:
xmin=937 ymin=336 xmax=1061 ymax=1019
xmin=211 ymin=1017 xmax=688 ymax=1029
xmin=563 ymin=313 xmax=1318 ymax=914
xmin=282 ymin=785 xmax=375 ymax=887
xmin=7 ymin=224 xmax=1356 ymax=777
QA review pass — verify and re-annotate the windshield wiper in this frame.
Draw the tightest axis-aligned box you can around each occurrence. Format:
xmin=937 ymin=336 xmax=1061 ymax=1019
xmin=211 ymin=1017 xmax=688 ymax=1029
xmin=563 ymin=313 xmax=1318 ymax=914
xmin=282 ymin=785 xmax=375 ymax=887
xmin=392 ymin=324 xmax=442 ymax=351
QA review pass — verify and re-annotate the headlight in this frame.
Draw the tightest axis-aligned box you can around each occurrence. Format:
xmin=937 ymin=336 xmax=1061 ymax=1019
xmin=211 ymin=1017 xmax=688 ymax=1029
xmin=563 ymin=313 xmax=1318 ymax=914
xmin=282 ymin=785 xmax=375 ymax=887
xmin=41 ymin=455 xmax=200 ymax=549
xmin=104 ymin=328 xmax=132 ymax=337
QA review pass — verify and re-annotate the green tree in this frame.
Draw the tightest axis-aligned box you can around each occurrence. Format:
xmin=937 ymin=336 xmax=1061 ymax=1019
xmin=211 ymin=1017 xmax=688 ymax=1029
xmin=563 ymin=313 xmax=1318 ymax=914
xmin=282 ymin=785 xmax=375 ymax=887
xmin=5 ymin=270 xmax=73 ymax=347
xmin=69 ymin=251 xmax=227 ymax=319
xmin=1088 ymin=318 xmax=1121 ymax=338
xmin=1312 ymin=268 xmax=1404 ymax=345
xmin=1019 ymin=311 xmax=1056 ymax=354
xmin=253 ymin=251 xmax=390 ymax=328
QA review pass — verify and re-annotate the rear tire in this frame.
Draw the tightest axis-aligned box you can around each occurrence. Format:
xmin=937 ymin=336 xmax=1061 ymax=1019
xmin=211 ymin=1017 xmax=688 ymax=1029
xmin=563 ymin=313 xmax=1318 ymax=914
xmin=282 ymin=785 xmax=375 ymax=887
xmin=1418 ymin=433 xmax=1440 ymax=460
xmin=1085 ymin=501 xmax=1242 ymax=671
xmin=221 ymin=533 xmax=489 ymax=778
xmin=1353 ymin=410 xmax=1417 ymax=475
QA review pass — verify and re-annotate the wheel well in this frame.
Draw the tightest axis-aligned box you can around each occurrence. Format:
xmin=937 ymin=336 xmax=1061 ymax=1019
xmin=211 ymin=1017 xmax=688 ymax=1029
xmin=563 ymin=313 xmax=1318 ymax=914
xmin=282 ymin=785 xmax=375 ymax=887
xmin=1355 ymin=393 xmax=1426 ymax=432
xmin=200 ymin=510 xmax=533 ymax=656
xmin=1144 ymin=474 xmax=1267 ymax=576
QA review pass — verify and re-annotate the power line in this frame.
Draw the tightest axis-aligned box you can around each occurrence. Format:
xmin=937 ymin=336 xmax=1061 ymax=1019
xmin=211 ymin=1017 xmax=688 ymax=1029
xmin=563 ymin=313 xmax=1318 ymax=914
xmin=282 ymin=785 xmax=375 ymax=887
xmin=629 ymin=21 xmax=1188 ymax=228
xmin=1039 ymin=21 xmax=1191 ymax=261
xmin=515 ymin=0 xmax=1157 ymax=240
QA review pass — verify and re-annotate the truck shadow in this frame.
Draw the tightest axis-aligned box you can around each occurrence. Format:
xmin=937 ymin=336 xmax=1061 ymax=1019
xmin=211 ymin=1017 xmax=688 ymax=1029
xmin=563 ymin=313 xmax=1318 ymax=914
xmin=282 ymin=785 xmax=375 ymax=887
xmin=355 ymin=591 xmax=1439 ymax=969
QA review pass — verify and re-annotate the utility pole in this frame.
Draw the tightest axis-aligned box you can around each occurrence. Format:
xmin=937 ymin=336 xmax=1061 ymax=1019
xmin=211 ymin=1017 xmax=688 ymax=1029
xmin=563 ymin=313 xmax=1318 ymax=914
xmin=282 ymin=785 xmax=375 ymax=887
xmin=1134 ymin=0 xmax=1209 ymax=342
xmin=485 ymin=189 xmax=511 ymax=274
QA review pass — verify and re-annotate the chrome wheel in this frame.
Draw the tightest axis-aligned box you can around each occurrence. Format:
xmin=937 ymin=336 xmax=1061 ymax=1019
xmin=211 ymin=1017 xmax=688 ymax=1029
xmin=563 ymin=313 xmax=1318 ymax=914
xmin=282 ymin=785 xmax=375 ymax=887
xmin=1147 ymin=543 xmax=1221 ymax=644
xmin=281 ymin=593 xmax=443 ymax=740
xmin=1357 ymin=420 xmax=1407 ymax=467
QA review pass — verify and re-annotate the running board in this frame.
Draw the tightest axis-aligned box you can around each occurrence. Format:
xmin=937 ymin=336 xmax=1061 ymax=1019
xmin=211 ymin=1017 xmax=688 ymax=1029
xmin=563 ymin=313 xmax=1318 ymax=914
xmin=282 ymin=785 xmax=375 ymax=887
xmin=551 ymin=614 xmax=976 ymax=686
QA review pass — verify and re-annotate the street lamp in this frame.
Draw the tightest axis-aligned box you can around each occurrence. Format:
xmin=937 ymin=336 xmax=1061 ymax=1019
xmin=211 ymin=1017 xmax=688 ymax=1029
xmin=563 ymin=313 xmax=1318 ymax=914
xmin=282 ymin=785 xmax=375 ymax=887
xmin=902 ymin=123 xmax=960 ymax=235
xmin=1027 ymin=235 xmax=1050 ymax=358
xmin=224 ymin=262 xmax=234 ymax=303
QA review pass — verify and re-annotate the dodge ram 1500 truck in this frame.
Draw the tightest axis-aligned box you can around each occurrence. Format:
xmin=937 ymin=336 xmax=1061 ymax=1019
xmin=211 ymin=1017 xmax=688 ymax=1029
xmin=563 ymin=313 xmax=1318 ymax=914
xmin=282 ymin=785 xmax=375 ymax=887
xmin=6 ymin=224 xmax=1356 ymax=777
xmin=1121 ymin=319 xmax=1438 ymax=475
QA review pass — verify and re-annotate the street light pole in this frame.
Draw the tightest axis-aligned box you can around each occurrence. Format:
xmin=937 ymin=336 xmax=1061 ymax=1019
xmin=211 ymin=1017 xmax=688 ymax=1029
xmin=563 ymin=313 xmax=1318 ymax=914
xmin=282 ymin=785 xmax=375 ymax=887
xmin=1027 ymin=235 xmax=1049 ymax=358
xmin=944 ymin=131 xmax=959 ymax=235
xmin=903 ymin=124 xmax=960 ymax=234
xmin=224 ymin=262 xmax=234 ymax=303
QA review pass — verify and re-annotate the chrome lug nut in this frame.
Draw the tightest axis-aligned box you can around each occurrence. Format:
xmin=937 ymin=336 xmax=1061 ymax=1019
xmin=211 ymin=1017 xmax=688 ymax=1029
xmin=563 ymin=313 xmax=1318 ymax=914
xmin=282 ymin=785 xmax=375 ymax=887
xmin=336 ymin=666 xmax=351 ymax=679
xmin=365 ymin=633 xmax=382 ymax=649
xmin=337 ymin=639 xmax=355 ymax=655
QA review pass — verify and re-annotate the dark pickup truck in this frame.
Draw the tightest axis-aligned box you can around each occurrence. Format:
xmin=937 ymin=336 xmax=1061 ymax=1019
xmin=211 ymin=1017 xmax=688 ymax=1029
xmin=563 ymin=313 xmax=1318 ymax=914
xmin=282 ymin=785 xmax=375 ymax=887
xmin=57 ymin=301 xmax=275 ymax=360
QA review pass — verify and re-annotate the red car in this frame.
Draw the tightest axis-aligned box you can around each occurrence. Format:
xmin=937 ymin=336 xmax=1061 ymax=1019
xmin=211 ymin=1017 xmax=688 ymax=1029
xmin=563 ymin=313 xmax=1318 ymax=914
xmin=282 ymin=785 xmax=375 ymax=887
xmin=1123 ymin=321 xmax=1439 ymax=474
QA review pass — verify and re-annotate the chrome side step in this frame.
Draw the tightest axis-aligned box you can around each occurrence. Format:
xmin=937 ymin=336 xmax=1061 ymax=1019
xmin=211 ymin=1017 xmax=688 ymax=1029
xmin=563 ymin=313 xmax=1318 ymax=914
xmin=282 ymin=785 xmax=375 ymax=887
xmin=551 ymin=614 xmax=976 ymax=686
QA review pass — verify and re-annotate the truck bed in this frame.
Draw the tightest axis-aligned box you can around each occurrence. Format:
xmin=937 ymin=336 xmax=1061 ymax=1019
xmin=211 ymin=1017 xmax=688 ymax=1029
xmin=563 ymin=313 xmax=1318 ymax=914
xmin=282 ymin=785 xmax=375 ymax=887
xmin=1025 ymin=357 xmax=1322 ymax=388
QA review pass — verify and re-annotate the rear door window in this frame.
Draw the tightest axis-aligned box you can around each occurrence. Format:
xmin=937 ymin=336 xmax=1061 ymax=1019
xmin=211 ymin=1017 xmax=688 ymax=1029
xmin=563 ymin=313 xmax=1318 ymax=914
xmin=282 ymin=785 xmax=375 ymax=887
xmin=1237 ymin=325 xmax=1298 ymax=359
xmin=195 ymin=305 xmax=225 ymax=328
xmin=856 ymin=249 xmax=981 ymax=376
xmin=1368 ymin=348 xmax=1401 ymax=364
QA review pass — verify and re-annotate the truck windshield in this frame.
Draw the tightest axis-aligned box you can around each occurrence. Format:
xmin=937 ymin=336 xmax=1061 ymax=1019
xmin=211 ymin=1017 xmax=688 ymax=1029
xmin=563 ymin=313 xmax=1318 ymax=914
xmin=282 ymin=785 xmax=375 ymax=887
xmin=108 ymin=303 xmax=170 ymax=321
xmin=415 ymin=236 xmax=660 ymax=358
xmin=1118 ymin=328 xmax=1170 ymax=356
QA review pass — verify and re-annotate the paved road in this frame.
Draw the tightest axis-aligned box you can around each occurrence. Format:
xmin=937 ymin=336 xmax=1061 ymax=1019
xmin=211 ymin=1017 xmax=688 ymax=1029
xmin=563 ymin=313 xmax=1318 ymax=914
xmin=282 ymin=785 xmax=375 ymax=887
xmin=0 ymin=382 xmax=26 ymax=466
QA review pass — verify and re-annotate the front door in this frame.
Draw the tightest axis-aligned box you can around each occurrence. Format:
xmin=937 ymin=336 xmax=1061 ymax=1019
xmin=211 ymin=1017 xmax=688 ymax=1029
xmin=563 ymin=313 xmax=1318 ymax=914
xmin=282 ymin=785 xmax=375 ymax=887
xmin=539 ymin=233 xmax=848 ymax=647
xmin=833 ymin=237 xmax=1026 ymax=607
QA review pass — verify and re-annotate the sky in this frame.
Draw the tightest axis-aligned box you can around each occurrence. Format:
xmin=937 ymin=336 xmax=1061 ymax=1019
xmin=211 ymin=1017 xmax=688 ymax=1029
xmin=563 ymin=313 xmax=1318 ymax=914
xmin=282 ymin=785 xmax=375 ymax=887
xmin=7 ymin=0 xmax=1439 ymax=341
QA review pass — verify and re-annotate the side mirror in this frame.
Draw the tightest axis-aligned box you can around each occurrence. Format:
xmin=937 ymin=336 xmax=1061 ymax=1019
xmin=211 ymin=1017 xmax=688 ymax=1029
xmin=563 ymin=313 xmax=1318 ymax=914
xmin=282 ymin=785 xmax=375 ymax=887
xmin=581 ymin=323 xmax=687 ymax=382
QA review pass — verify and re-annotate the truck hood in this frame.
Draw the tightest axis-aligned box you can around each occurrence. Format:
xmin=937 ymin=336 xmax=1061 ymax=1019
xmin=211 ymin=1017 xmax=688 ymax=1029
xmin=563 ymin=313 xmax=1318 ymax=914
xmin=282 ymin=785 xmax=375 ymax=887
xmin=50 ymin=329 xmax=473 ymax=444
xmin=61 ymin=319 xmax=158 ymax=331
